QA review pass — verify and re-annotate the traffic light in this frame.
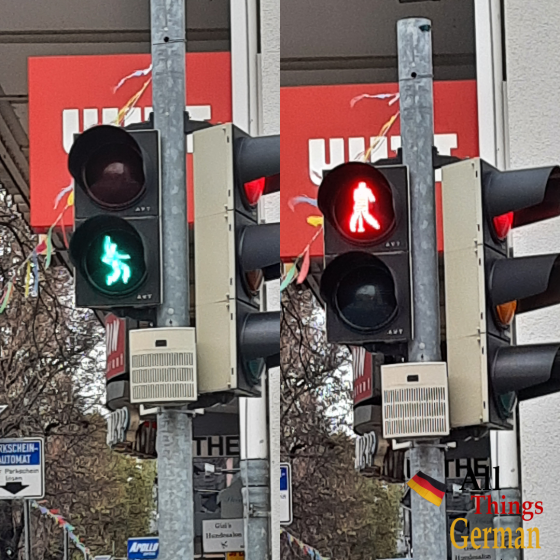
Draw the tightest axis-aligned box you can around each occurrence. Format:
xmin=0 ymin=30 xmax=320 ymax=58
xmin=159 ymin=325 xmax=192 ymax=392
xmin=442 ymin=158 xmax=560 ymax=429
xmin=68 ymin=125 xmax=162 ymax=309
xmin=193 ymin=123 xmax=280 ymax=397
xmin=317 ymin=162 xmax=412 ymax=351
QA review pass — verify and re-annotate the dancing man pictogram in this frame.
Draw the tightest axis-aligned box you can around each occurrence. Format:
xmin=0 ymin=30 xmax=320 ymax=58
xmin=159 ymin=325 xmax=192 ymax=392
xmin=349 ymin=181 xmax=380 ymax=233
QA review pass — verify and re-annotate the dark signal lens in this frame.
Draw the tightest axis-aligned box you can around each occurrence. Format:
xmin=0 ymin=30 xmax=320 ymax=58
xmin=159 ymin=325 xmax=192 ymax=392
xmin=85 ymin=143 xmax=145 ymax=209
xmin=335 ymin=260 xmax=398 ymax=332
xmin=245 ymin=269 xmax=264 ymax=295
xmin=493 ymin=212 xmax=514 ymax=240
xmin=243 ymin=177 xmax=266 ymax=207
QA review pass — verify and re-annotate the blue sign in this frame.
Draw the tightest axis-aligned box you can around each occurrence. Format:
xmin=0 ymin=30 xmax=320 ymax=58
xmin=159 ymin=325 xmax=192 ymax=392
xmin=0 ymin=441 xmax=41 ymax=465
xmin=280 ymin=465 xmax=289 ymax=491
xmin=127 ymin=537 xmax=159 ymax=560
xmin=280 ymin=462 xmax=292 ymax=525
xmin=0 ymin=438 xmax=45 ymax=499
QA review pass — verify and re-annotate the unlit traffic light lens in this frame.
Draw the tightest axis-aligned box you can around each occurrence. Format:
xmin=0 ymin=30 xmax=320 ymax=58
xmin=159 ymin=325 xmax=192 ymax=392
xmin=335 ymin=260 xmax=398 ymax=332
xmin=84 ymin=143 xmax=145 ymax=209
xmin=85 ymin=228 xmax=147 ymax=295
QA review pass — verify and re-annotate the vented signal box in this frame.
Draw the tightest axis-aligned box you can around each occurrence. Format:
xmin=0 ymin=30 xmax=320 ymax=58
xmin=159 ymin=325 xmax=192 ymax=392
xmin=129 ymin=328 xmax=197 ymax=405
xmin=381 ymin=362 xmax=449 ymax=439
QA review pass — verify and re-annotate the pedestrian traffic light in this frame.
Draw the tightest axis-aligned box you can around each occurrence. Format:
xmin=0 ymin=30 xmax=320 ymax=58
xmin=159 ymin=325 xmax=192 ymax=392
xmin=317 ymin=162 xmax=412 ymax=352
xmin=442 ymin=158 xmax=560 ymax=429
xmin=193 ymin=124 xmax=280 ymax=397
xmin=68 ymin=125 xmax=162 ymax=309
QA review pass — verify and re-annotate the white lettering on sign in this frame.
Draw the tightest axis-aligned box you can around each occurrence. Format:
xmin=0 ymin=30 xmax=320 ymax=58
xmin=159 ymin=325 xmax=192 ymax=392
xmin=106 ymin=319 xmax=120 ymax=356
xmin=62 ymin=105 xmax=212 ymax=154
xmin=105 ymin=316 xmax=126 ymax=379
xmin=106 ymin=407 xmax=130 ymax=447
xmin=309 ymin=133 xmax=458 ymax=186
xmin=193 ymin=436 xmax=240 ymax=458
xmin=355 ymin=432 xmax=378 ymax=471
xmin=129 ymin=542 xmax=159 ymax=554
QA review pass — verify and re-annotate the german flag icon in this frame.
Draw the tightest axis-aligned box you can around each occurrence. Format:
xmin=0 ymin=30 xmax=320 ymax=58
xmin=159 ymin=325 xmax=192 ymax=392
xmin=407 ymin=471 xmax=446 ymax=507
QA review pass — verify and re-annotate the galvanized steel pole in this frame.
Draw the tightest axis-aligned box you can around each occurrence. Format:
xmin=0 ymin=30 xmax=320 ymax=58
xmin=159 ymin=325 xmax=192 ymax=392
xmin=24 ymin=499 xmax=31 ymax=560
xmin=150 ymin=1 xmax=194 ymax=559
xmin=398 ymin=18 xmax=447 ymax=560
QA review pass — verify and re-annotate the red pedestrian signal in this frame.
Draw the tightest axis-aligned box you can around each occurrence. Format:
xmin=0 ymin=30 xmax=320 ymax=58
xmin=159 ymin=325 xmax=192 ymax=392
xmin=318 ymin=162 xmax=411 ymax=353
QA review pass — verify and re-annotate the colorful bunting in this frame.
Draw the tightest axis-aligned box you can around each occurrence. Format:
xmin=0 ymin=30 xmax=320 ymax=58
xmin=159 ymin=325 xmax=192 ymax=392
xmin=31 ymin=500 xmax=91 ymax=556
xmin=281 ymin=528 xmax=331 ymax=560
xmin=280 ymin=226 xmax=324 ymax=291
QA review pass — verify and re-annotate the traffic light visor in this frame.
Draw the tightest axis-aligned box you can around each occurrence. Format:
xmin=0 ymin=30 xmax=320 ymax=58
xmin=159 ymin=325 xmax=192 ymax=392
xmin=321 ymin=252 xmax=398 ymax=333
xmin=483 ymin=163 xmax=560 ymax=229
xmin=70 ymin=216 xmax=148 ymax=296
xmin=318 ymin=162 xmax=396 ymax=244
xmin=69 ymin=125 xmax=146 ymax=210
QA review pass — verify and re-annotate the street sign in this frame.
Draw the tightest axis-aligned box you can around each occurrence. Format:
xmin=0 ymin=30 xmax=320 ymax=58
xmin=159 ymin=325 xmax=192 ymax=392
xmin=0 ymin=438 xmax=44 ymax=499
xmin=127 ymin=537 xmax=159 ymax=560
xmin=106 ymin=315 xmax=127 ymax=380
xmin=202 ymin=519 xmax=244 ymax=553
xmin=280 ymin=463 xmax=293 ymax=525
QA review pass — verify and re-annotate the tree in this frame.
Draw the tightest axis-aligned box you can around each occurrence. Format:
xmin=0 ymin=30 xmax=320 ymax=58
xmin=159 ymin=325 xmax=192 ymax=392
xmin=0 ymin=191 xmax=155 ymax=559
xmin=281 ymin=284 xmax=402 ymax=560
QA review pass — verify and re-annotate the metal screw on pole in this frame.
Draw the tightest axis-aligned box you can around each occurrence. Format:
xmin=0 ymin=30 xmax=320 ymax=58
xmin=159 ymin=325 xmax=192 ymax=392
xmin=397 ymin=18 xmax=447 ymax=560
xmin=150 ymin=1 xmax=194 ymax=559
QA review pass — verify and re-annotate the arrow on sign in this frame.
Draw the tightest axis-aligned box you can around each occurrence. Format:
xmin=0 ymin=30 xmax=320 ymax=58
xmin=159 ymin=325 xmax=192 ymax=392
xmin=1 ymin=482 xmax=29 ymax=495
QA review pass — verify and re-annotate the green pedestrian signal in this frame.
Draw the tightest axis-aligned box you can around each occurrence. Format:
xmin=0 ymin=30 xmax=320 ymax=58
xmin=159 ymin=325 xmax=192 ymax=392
xmin=101 ymin=236 xmax=132 ymax=287
xmin=68 ymin=125 xmax=161 ymax=309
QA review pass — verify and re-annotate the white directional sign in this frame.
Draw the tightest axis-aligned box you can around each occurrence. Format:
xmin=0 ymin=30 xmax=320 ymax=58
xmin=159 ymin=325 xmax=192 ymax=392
xmin=0 ymin=438 xmax=45 ymax=499
xmin=280 ymin=463 xmax=292 ymax=525
xmin=202 ymin=519 xmax=244 ymax=553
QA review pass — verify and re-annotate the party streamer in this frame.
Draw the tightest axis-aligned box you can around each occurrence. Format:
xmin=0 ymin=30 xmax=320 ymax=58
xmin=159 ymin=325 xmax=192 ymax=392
xmin=281 ymin=528 xmax=331 ymax=560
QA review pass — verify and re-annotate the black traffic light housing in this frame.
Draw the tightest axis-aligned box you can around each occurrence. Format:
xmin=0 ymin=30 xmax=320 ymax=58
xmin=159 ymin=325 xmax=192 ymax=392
xmin=318 ymin=162 xmax=412 ymax=350
xmin=68 ymin=125 xmax=162 ymax=309
xmin=481 ymin=162 xmax=560 ymax=424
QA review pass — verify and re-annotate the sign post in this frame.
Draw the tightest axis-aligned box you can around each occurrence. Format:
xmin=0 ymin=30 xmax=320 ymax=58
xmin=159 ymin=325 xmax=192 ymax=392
xmin=0 ymin=438 xmax=44 ymax=499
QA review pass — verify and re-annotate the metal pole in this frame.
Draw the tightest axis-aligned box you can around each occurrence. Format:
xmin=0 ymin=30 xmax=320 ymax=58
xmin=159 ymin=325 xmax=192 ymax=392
xmin=150 ymin=1 xmax=194 ymax=560
xmin=397 ymin=18 xmax=446 ymax=560
xmin=240 ymin=385 xmax=270 ymax=559
xmin=63 ymin=527 xmax=69 ymax=560
xmin=24 ymin=500 xmax=31 ymax=560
